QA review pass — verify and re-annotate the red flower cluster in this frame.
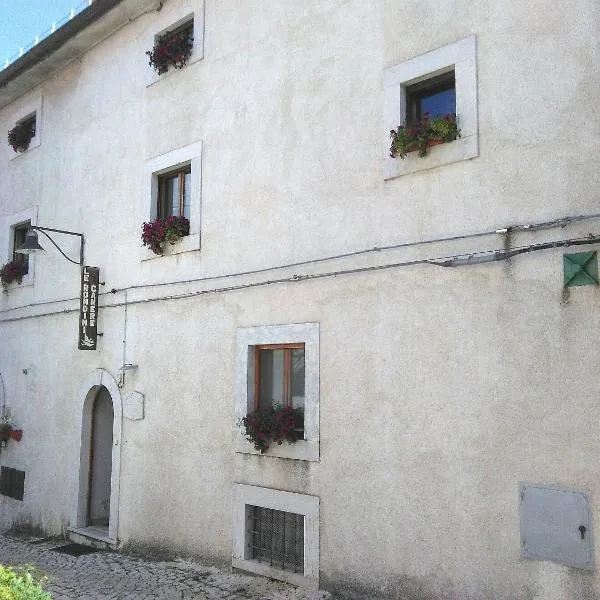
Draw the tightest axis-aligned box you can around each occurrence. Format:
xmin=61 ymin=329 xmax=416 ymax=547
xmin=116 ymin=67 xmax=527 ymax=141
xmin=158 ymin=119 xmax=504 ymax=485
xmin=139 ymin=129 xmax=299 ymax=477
xmin=146 ymin=30 xmax=193 ymax=75
xmin=0 ymin=422 xmax=23 ymax=447
xmin=240 ymin=405 xmax=303 ymax=453
xmin=141 ymin=216 xmax=190 ymax=255
xmin=0 ymin=260 xmax=26 ymax=289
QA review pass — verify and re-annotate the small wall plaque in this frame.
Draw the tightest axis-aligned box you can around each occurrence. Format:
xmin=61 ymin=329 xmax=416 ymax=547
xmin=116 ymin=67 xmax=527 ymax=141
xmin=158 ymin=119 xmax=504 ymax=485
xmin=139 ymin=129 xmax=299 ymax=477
xmin=123 ymin=391 xmax=144 ymax=421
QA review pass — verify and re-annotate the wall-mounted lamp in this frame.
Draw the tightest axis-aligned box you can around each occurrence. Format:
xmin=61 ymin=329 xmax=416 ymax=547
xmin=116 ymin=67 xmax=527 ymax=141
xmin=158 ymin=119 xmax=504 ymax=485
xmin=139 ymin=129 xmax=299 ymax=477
xmin=16 ymin=226 xmax=84 ymax=266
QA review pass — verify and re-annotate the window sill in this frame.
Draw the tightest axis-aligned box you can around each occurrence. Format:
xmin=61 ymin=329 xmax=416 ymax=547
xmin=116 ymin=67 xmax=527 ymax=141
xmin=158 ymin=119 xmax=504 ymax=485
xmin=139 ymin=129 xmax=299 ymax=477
xmin=232 ymin=558 xmax=317 ymax=590
xmin=140 ymin=232 xmax=201 ymax=262
xmin=384 ymin=133 xmax=477 ymax=180
xmin=8 ymin=137 xmax=40 ymax=161
xmin=2 ymin=272 xmax=34 ymax=291
xmin=145 ymin=51 xmax=203 ymax=88
xmin=235 ymin=436 xmax=319 ymax=462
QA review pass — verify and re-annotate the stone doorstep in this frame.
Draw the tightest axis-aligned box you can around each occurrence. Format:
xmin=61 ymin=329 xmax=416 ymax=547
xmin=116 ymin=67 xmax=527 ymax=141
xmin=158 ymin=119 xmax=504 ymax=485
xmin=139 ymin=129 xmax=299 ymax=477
xmin=67 ymin=526 xmax=117 ymax=550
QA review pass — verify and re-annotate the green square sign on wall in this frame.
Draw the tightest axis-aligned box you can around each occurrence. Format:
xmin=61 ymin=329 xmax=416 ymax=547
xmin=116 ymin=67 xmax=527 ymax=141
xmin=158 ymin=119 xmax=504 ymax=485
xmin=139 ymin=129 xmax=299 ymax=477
xmin=563 ymin=252 xmax=599 ymax=287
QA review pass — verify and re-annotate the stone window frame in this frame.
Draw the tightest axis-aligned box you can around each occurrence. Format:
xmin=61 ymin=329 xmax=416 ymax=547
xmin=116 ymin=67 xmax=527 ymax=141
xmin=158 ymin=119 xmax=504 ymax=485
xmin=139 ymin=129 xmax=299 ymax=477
xmin=141 ymin=141 xmax=202 ymax=260
xmin=8 ymin=96 xmax=42 ymax=160
xmin=235 ymin=323 xmax=320 ymax=462
xmin=232 ymin=483 xmax=319 ymax=589
xmin=383 ymin=35 xmax=478 ymax=179
xmin=2 ymin=207 xmax=38 ymax=288
xmin=145 ymin=11 xmax=204 ymax=87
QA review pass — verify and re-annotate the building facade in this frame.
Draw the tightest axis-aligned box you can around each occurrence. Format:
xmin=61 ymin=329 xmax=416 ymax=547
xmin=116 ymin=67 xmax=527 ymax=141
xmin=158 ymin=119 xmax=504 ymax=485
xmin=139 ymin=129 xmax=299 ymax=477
xmin=1 ymin=0 xmax=600 ymax=598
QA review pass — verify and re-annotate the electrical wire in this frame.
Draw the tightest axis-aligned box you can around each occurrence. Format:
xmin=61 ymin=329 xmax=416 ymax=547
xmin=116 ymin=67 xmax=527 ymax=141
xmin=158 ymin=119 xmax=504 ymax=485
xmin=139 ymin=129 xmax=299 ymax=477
xmin=1 ymin=233 xmax=599 ymax=325
xmin=3 ymin=211 xmax=600 ymax=316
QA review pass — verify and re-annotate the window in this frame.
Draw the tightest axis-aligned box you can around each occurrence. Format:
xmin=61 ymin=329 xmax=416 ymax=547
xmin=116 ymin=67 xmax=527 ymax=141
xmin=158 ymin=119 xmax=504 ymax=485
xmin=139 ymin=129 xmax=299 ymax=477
xmin=18 ymin=114 xmax=36 ymax=138
xmin=235 ymin=323 xmax=319 ymax=461
xmin=142 ymin=141 xmax=202 ymax=259
xmin=146 ymin=9 xmax=204 ymax=87
xmin=406 ymin=71 xmax=456 ymax=121
xmin=0 ymin=467 xmax=25 ymax=501
xmin=8 ymin=97 xmax=42 ymax=158
xmin=248 ymin=505 xmax=304 ymax=574
xmin=12 ymin=221 xmax=30 ymax=275
xmin=384 ymin=35 xmax=478 ymax=179
xmin=255 ymin=343 xmax=305 ymax=408
xmin=168 ymin=19 xmax=193 ymax=44
xmin=157 ymin=165 xmax=191 ymax=220
xmin=2 ymin=208 xmax=37 ymax=288
xmin=233 ymin=484 xmax=319 ymax=589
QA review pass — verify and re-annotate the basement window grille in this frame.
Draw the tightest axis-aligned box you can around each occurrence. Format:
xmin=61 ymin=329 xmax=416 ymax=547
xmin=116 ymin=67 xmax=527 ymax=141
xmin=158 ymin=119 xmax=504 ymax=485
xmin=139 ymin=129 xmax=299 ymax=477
xmin=248 ymin=505 xmax=304 ymax=573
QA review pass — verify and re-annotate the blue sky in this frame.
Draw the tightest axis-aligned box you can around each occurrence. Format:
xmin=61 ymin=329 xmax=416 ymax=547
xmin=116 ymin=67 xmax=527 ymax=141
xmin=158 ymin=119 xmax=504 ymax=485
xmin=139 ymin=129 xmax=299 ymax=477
xmin=0 ymin=0 xmax=83 ymax=65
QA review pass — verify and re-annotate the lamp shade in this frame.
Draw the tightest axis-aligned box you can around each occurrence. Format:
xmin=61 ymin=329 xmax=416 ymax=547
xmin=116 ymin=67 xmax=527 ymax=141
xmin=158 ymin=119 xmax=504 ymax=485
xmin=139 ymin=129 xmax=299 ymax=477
xmin=15 ymin=229 xmax=46 ymax=255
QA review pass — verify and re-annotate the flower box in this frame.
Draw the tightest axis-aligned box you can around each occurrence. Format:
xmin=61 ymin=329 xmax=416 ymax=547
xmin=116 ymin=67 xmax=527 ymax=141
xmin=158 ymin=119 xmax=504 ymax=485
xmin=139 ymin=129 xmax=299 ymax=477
xmin=390 ymin=113 xmax=460 ymax=159
xmin=141 ymin=216 xmax=190 ymax=255
xmin=239 ymin=405 xmax=304 ymax=453
xmin=7 ymin=122 xmax=34 ymax=153
xmin=0 ymin=422 xmax=23 ymax=448
xmin=0 ymin=260 xmax=26 ymax=290
xmin=146 ymin=26 xmax=193 ymax=75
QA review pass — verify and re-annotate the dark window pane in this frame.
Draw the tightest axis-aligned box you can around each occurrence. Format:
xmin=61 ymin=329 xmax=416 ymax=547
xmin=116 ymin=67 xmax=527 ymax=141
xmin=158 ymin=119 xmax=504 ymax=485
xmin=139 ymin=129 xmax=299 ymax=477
xmin=420 ymin=88 xmax=456 ymax=118
xmin=407 ymin=72 xmax=456 ymax=120
xmin=13 ymin=223 xmax=30 ymax=275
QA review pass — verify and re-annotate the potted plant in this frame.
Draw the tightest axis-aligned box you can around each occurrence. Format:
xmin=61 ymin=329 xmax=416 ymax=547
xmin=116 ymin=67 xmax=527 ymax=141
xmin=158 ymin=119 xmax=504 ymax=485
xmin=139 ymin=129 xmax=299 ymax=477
xmin=239 ymin=404 xmax=303 ymax=453
xmin=146 ymin=28 xmax=193 ymax=75
xmin=7 ymin=122 xmax=35 ymax=153
xmin=0 ymin=260 xmax=26 ymax=290
xmin=390 ymin=113 xmax=460 ymax=159
xmin=141 ymin=215 xmax=190 ymax=255
xmin=0 ymin=421 xmax=23 ymax=447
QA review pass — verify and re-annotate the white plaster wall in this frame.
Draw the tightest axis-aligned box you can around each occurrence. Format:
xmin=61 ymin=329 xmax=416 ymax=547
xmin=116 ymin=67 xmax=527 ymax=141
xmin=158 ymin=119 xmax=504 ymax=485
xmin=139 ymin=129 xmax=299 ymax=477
xmin=0 ymin=0 xmax=599 ymax=598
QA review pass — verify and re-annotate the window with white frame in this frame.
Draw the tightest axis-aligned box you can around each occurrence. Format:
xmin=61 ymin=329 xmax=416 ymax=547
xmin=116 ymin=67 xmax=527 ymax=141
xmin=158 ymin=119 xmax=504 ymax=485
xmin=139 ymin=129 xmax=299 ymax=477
xmin=142 ymin=141 xmax=202 ymax=258
xmin=383 ymin=35 xmax=478 ymax=179
xmin=8 ymin=97 xmax=42 ymax=158
xmin=232 ymin=484 xmax=319 ymax=589
xmin=146 ymin=10 xmax=204 ymax=86
xmin=2 ymin=208 xmax=37 ymax=288
xmin=235 ymin=323 xmax=319 ymax=462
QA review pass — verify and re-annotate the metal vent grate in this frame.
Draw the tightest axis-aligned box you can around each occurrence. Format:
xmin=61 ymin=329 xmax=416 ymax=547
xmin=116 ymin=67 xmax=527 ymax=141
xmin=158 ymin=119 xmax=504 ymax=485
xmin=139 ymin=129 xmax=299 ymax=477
xmin=248 ymin=505 xmax=304 ymax=573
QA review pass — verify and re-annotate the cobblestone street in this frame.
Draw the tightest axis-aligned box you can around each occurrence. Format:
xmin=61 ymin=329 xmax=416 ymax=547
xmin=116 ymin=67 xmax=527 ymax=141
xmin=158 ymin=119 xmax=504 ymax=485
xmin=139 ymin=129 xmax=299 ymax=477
xmin=0 ymin=534 xmax=331 ymax=600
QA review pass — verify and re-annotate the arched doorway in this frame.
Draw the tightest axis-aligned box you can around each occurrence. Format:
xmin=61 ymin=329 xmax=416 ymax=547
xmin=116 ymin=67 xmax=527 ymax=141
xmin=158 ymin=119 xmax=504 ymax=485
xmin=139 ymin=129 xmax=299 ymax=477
xmin=87 ymin=386 xmax=113 ymax=528
xmin=73 ymin=369 xmax=122 ymax=544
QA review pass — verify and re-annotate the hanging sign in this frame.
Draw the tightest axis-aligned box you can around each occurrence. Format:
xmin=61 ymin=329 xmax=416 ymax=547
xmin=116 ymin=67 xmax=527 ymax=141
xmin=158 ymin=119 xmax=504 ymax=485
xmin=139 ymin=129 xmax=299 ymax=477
xmin=78 ymin=266 xmax=99 ymax=350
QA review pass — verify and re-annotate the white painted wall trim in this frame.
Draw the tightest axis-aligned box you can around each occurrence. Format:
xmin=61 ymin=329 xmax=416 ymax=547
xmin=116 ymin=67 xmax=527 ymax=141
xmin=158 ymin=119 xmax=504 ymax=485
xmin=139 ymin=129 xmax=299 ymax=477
xmin=232 ymin=484 xmax=319 ymax=589
xmin=140 ymin=141 xmax=203 ymax=260
xmin=73 ymin=368 xmax=122 ymax=542
xmin=383 ymin=35 xmax=478 ymax=179
xmin=7 ymin=95 xmax=43 ymax=160
xmin=235 ymin=323 xmax=320 ymax=461
xmin=1 ymin=206 xmax=38 ymax=289
xmin=145 ymin=7 xmax=205 ymax=87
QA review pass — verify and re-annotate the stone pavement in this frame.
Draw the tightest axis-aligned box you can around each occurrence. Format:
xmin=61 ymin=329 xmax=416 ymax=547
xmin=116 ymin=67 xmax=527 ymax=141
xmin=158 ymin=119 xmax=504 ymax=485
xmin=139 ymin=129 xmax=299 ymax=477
xmin=0 ymin=534 xmax=331 ymax=600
